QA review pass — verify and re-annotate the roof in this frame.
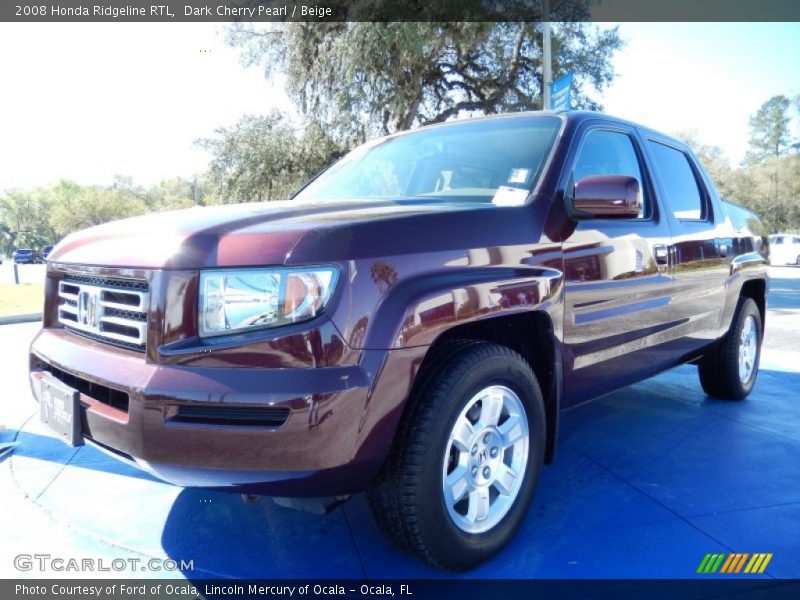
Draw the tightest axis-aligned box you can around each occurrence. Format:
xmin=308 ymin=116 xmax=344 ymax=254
xmin=390 ymin=110 xmax=689 ymax=151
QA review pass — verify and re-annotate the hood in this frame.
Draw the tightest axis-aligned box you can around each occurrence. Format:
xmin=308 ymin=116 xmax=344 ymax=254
xmin=48 ymin=198 xmax=473 ymax=269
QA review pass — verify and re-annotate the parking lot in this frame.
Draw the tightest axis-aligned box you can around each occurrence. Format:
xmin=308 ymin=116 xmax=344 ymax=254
xmin=1 ymin=267 xmax=799 ymax=579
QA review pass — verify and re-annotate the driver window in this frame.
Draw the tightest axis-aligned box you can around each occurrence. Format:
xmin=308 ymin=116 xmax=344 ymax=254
xmin=572 ymin=129 xmax=647 ymax=218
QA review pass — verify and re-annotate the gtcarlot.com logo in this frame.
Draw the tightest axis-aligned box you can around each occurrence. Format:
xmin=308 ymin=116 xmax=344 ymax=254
xmin=14 ymin=554 xmax=194 ymax=572
xmin=697 ymin=552 xmax=773 ymax=574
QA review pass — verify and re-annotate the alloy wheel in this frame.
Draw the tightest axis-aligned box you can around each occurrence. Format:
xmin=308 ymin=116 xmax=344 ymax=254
xmin=738 ymin=314 xmax=758 ymax=384
xmin=442 ymin=385 xmax=529 ymax=534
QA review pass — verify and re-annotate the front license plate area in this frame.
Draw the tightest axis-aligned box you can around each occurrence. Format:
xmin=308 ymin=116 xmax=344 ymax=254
xmin=40 ymin=374 xmax=84 ymax=447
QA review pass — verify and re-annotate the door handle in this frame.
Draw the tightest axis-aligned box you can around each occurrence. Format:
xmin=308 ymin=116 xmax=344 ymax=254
xmin=654 ymin=244 xmax=669 ymax=266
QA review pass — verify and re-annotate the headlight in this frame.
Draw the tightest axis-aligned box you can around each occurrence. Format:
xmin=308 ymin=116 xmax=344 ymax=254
xmin=199 ymin=267 xmax=338 ymax=337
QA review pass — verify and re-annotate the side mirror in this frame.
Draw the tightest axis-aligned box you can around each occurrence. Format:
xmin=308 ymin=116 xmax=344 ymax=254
xmin=567 ymin=175 xmax=642 ymax=219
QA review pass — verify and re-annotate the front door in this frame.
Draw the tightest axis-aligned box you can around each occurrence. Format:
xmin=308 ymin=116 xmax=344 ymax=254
xmin=561 ymin=123 xmax=675 ymax=406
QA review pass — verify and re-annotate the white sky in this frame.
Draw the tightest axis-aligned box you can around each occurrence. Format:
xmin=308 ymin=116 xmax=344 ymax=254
xmin=1 ymin=22 xmax=798 ymax=193
xmin=0 ymin=23 xmax=288 ymax=192
xmin=602 ymin=23 xmax=800 ymax=162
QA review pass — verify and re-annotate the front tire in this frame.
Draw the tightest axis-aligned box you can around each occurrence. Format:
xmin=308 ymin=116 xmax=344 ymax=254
xmin=367 ymin=341 xmax=545 ymax=571
xmin=698 ymin=297 xmax=762 ymax=400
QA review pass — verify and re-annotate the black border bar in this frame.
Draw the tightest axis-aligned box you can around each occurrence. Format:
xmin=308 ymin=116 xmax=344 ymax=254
xmin=3 ymin=0 xmax=800 ymax=22
xmin=5 ymin=579 xmax=800 ymax=600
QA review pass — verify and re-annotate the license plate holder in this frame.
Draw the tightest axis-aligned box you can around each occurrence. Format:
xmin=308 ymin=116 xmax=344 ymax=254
xmin=39 ymin=374 xmax=83 ymax=447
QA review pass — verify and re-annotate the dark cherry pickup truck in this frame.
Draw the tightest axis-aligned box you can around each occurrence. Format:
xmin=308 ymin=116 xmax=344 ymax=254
xmin=30 ymin=111 xmax=768 ymax=570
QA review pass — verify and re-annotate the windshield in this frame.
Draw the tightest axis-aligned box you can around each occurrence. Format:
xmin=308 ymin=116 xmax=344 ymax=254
xmin=295 ymin=115 xmax=562 ymax=206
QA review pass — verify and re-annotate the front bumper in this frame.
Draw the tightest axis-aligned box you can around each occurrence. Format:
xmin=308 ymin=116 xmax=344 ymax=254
xmin=29 ymin=327 xmax=388 ymax=496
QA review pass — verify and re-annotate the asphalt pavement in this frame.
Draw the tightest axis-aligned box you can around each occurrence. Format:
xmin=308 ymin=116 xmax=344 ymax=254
xmin=1 ymin=267 xmax=799 ymax=579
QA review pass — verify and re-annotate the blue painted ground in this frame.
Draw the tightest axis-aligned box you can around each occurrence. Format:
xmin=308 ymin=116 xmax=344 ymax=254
xmin=1 ymin=269 xmax=798 ymax=579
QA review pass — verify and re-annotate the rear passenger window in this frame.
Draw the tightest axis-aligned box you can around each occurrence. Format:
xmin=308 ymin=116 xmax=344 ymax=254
xmin=648 ymin=141 xmax=705 ymax=220
xmin=571 ymin=129 xmax=647 ymax=218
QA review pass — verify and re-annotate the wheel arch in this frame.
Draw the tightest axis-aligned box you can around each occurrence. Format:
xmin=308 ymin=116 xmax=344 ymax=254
xmin=740 ymin=277 xmax=767 ymax=332
xmin=413 ymin=311 xmax=561 ymax=465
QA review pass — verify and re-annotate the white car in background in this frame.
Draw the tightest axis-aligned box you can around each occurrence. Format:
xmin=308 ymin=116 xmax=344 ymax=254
xmin=769 ymin=234 xmax=800 ymax=266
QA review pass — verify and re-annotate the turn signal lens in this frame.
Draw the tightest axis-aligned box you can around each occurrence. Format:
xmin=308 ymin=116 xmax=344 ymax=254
xmin=284 ymin=271 xmax=335 ymax=321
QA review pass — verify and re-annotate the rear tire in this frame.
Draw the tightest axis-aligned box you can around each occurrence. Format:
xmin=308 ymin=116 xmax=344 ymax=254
xmin=698 ymin=297 xmax=762 ymax=400
xmin=367 ymin=340 xmax=545 ymax=571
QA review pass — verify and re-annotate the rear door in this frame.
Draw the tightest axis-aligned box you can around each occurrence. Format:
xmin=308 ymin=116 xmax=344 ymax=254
xmin=561 ymin=122 xmax=676 ymax=405
xmin=643 ymin=136 xmax=732 ymax=350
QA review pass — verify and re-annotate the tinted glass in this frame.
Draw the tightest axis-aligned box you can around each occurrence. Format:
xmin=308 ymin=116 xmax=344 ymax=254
xmin=296 ymin=116 xmax=562 ymax=205
xmin=648 ymin=142 xmax=705 ymax=220
xmin=571 ymin=129 xmax=647 ymax=218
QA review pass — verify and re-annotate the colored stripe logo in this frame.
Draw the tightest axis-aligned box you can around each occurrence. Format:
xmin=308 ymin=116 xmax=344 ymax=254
xmin=697 ymin=553 xmax=773 ymax=574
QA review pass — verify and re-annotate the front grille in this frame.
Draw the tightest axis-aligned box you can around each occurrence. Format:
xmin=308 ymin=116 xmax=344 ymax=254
xmin=169 ymin=405 xmax=291 ymax=428
xmin=42 ymin=363 xmax=130 ymax=413
xmin=57 ymin=275 xmax=149 ymax=352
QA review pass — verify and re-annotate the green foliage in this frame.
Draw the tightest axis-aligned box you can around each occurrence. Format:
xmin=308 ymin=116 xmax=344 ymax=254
xmin=0 ymin=177 xmax=214 ymax=252
xmin=0 ymin=188 xmax=55 ymax=254
xmin=227 ymin=22 xmax=622 ymax=143
xmin=676 ymin=130 xmax=735 ymax=198
xmin=678 ymin=120 xmax=800 ymax=234
xmin=198 ymin=112 xmax=343 ymax=203
xmin=210 ymin=21 xmax=622 ymax=203
xmin=745 ymin=95 xmax=793 ymax=164
xmin=48 ymin=185 xmax=148 ymax=238
xmin=145 ymin=177 xmax=211 ymax=211
xmin=725 ymin=95 xmax=800 ymax=232
xmin=725 ymin=155 xmax=800 ymax=233
xmin=199 ymin=112 xmax=300 ymax=203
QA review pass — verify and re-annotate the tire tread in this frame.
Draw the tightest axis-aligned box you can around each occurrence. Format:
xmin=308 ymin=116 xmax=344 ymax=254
xmin=698 ymin=297 xmax=761 ymax=401
xmin=368 ymin=339 xmax=541 ymax=570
